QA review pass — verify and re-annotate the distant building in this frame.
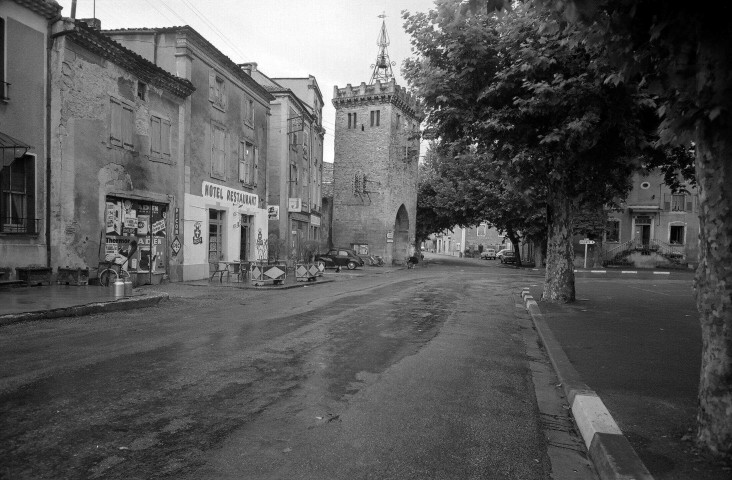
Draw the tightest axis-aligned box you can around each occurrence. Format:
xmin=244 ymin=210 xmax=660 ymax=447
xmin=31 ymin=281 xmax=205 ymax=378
xmin=242 ymin=63 xmax=325 ymax=264
xmin=596 ymin=171 xmax=700 ymax=269
xmin=106 ymin=26 xmax=274 ymax=280
xmin=0 ymin=0 xmax=62 ymax=281
xmin=331 ymin=17 xmax=420 ymax=265
xmin=429 ymin=224 xmax=507 ymax=256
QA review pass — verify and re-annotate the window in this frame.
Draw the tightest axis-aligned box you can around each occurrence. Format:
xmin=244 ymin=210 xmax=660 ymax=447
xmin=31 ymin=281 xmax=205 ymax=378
xmin=671 ymin=194 xmax=686 ymax=211
xmin=110 ymin=97 xmax=134 ymax=149
xmin=243 ymin=96 xmax=254 ymax=126
xmin=211 ymin=124 xmax=226 ymax=179
xmin=150 ymin=115 xmax=171 ymax=160
xmin=137 ymin=82 xmax=147 ymax=101
xmin=1 ymin=18 xmax=6 ymax=101
xmin=209 ymin=70 xmax=227 ymax=110
xmin=348 ymin=112 xmax=358 ymax=129
xmin=606 ymin=219 xmax=620 ymax=242
xmin=670 ymin=225 xmax=685 ymax=245
xmin=239 ymin=141 xmax=257 ymax=185
xmin=0 ymin=155 xmax=35 ymax=234
xmin=477 ymin=224 xmax=487 ymax=237
xmin=370 ymin=110 xmax=380 ymax=127
xmin=396 ymin=113 xmax=401 ymax=130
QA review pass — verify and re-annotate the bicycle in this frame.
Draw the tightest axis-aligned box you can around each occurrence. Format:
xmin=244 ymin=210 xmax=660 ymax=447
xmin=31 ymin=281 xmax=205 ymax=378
xmin=97 ymin=241 xmax=138 ymax=287
xmin=97 ymin=259 xmax=131 ymax=287
xmin=367 ymin=255 xmax=384 ymax=266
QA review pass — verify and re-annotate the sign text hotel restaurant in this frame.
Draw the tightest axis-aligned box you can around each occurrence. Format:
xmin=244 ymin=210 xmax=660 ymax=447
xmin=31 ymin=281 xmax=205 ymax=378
xmin=202 ymin=181 xmax=258 ymax=208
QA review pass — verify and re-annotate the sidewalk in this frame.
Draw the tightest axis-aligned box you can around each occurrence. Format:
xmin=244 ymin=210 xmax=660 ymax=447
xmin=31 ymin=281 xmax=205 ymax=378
xmin=523 ymin=279 xmax=731 ymax=479
xmin=0 ymin=265 xmax=401 ymax=327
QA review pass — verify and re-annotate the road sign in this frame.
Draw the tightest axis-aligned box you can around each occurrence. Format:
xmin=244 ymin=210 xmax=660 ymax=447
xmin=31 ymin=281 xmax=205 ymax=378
xmin=580 ymin=239 xmax=596 ymax=245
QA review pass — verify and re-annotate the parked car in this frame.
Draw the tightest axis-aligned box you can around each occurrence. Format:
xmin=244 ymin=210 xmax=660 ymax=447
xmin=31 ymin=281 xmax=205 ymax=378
xmin=480 ymin=248 xmax=497 ymax=260
xmin=315 ymin=248 xmax=365 ymax=270
xmin=500 ymin=251 xmax=516 ymax=264
xmin=496 ymin=249 xmax=511 ymax=260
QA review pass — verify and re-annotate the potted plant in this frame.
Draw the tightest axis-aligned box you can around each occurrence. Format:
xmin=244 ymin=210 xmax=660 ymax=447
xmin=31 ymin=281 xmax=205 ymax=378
xmin=56 ymin=265 xmax=90 ymax=285
xmin=250 ymin=230 xmax=287 ymax=286
xmin=295 ymin=240 xmax=322 ymax=282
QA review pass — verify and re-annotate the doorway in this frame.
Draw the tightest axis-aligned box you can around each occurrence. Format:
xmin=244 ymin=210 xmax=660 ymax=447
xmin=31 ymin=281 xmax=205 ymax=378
xmin=208 ymin=209 xmax=224 ymax=261
xmin=393 ymin=204 xmax=410 ymax=264
xmin=240 ymin=215 xmax=250 ymax=261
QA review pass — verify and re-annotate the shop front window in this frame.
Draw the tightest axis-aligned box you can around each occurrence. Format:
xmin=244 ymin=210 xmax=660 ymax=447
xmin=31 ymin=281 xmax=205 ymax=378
xmin=104 ymin=197 xmax=168 ymax=283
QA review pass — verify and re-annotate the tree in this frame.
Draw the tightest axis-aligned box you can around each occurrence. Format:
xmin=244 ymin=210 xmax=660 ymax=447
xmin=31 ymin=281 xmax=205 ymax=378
xmin=415 ymin=143 xmax=547 ymax=266
xmin=404 ymin=1 xmax=648 ymax=302
xmin=461 ymin=0 xmax=731 ymax=458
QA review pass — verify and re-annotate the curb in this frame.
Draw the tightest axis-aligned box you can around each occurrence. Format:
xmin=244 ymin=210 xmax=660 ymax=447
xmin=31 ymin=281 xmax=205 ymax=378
xmin=521 ymin=288 xmax=654 ymax=480
xmin=0 ymin=292 xmax=169 ymax=327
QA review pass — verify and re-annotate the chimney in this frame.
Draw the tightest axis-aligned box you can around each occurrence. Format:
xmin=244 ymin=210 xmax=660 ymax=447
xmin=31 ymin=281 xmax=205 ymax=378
xmin=239 ymin=62 xmax=257 ymax=75
xmin=79 ymin=18 xmax=101 ymax=30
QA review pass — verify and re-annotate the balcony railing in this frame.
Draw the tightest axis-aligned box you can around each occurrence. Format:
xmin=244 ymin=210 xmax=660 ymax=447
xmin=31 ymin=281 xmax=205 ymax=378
xmin=0 ymin=217 xmax=41 ymax=234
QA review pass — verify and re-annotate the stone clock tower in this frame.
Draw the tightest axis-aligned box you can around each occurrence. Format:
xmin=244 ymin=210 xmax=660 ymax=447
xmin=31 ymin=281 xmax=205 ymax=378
xmin=331 ymin=16 xmax=420 ymax=265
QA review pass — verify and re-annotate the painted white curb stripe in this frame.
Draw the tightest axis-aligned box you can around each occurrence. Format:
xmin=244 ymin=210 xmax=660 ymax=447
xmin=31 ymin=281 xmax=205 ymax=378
xmin=653 ymin=271 xmax=671 ymax=275
xmin=572 ymin=393 xmax=623 ymax=450
xmin=590 ymin=270 xmax=606 ymax=273
xmin=621 ymin=270 xmax=638 ymax=274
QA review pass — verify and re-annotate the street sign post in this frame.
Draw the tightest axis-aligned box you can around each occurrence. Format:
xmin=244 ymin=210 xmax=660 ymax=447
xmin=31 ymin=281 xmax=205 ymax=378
xmin=580 ymin=238 xmax=596 ymax=268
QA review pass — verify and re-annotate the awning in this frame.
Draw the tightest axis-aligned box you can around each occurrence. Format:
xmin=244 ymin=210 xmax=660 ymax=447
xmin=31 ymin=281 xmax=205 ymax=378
xmin=627 ymin=205 xmax=661 ymax=213
xmin=0 ymin=131 xmax=33 ymax=167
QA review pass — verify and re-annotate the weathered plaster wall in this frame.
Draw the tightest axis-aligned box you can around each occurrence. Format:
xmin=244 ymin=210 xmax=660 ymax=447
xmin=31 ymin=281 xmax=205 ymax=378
xmin=50 ymin=36 xmax=185 ymax=275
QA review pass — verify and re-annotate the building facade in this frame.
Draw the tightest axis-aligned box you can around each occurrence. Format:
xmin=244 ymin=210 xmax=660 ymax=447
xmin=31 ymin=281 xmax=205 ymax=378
xmin=243 ymin=64 xmax=325 ymax=264
xmin=599 ymin=171 xmax=700 ymax=268
xmin=331 ymin=79 xmax=420 ymax=265
xmin=49 ymin=19 xmax=195 ymax=285
xmin=106 ymin=26 xmax=274 ymax=280
xmin=0 ymin=0 xmax=61 ymax=280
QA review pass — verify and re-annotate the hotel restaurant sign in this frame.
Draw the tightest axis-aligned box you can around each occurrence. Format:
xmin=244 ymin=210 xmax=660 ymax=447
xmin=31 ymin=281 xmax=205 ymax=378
xmin=202 ymin=181 xmax=258 ymax=208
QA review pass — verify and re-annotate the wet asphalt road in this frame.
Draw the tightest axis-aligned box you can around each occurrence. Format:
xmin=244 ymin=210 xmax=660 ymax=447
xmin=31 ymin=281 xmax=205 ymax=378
xmin=1 ymin=257 xmax=560 ymax=479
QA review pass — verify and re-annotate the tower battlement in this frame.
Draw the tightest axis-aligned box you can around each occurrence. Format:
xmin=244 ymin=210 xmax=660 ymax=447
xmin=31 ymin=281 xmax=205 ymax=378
xmin=332 ymin=78 xmax=419 ymax=119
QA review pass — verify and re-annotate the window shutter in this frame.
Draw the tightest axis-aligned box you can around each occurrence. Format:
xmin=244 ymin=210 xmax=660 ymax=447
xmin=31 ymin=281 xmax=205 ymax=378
xmin=209 ymin=69 xmax=216 ymax=102
xmin=161 ymin=120 xmax=171 ymax=157
xmin=221 ymin=82 xmax=228 ymax=111
xmin=253 ymin=146 xmax=259 ymax=187
xmin=24 ymin=156 xmax=35 ymax=227
xmin=150 ymin=116 xmax=161 ymax=156
xmin=122 ymin=104 xmax=135 ymax=149
xmin=685 ymin=198 xmax=693 ymax=212
xmin=110 ymin=98 xmax=122 ymax=146
xmin=663 ymin=193 xmax=671 ymax=211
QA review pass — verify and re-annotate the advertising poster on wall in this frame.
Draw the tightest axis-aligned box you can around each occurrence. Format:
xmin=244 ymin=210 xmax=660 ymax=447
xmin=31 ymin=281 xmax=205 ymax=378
xmin=104 ymin=197 xmax=168 ymax=281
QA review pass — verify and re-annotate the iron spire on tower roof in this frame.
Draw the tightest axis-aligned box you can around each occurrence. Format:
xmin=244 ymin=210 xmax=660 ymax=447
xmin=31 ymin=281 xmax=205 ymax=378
xmin=369 ymin=13 xmax=396 ymax=84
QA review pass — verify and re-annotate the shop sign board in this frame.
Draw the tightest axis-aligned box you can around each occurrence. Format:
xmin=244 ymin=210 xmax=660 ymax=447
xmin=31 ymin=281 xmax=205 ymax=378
xmin=288 ymin=198 xmax=302 ymax=212
xmin=202 ymin=181 xmax=258 ymax=208
xmin=268 ymin=205 xmax=280 ymax=220
xmin=310 ymin=215 xmax=321 ymax=227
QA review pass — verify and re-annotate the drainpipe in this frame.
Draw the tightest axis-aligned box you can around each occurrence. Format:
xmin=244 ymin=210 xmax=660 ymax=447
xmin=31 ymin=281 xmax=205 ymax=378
xmin=46 ymin=14 xmax=62 ymax=269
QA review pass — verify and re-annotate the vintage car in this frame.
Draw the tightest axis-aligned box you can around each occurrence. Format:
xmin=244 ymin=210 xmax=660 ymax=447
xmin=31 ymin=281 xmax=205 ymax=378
xmin=315 ymin=248 xmax=365 ymax=270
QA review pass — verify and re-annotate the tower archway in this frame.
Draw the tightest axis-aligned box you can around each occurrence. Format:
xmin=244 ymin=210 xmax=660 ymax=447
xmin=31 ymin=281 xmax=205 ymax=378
xmin=392 ymin=204 xmax=410 ymax=264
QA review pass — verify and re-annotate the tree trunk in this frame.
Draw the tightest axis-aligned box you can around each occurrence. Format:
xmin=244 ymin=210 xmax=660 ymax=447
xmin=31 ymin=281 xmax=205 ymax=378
xmin=533 ymin=238 xmax=545 ymax=268
xmin=694 ymin=116 xmax=732 ymax=458
xmin=506 ymin=226 xmax=522 ymax=266
xmin=592 ymin=237 xmax=603 ymax=268
xmin=543 ymin=189 xmax=575 ymax=302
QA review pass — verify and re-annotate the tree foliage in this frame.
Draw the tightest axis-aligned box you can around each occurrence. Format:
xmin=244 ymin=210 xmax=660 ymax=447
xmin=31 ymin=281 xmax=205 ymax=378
xmin=458 ymin=0 xmax=731 ymax=459
xmin=404 ymin=1 xmax=653 ymax=301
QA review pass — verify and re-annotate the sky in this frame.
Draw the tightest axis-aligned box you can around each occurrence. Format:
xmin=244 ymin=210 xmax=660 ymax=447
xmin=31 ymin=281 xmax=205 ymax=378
xmin=55 ymin=0 xmax=439 ymax=163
